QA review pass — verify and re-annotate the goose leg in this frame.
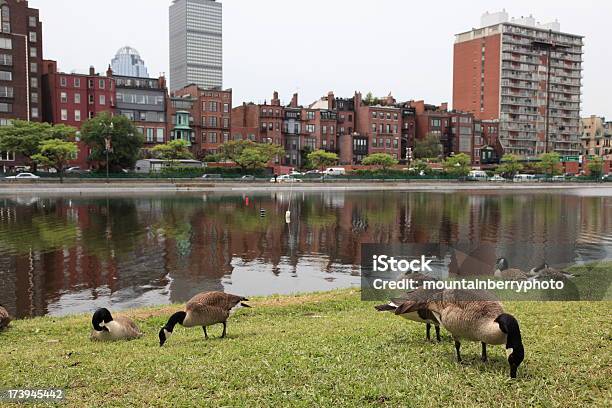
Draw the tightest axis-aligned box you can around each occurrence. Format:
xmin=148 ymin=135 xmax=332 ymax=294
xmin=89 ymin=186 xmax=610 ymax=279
xmin=435 ymin=325 xmax=441 ymax=342
xmin=481 ymin=342 xmax=488 ymax=362
xmin=221 ymin=321 xmax=227 ymax=338
xmin=202 ymin=326 xmax=209 ymax=339
xmin=426 ymin=323 xmax=431 ymax=341
xmin=454 ymin=340 xmax=462 ymax=362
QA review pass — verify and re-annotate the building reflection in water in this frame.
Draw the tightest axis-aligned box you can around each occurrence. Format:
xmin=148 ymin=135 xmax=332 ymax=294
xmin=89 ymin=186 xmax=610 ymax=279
xmin=0 ymin=190 xmax=610 ymax=318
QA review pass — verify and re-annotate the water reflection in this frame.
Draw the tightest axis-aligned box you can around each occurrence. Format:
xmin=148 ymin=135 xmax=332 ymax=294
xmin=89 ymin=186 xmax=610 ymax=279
xmin=0 ymin=190 xmax=610 ymax=318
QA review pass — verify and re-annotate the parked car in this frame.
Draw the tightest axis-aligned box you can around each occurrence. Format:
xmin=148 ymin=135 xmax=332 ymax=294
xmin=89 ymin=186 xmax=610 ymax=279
xmin=552 ymin=175 xmax=566 ymax=182
xmin=65 ymin=166 xmax=90 ymax=174
xmin=201 ymin=174 xmax=223 ymax=179
xmin=467 ymin=170 xmax=488 ymax=181
xmin=324 ymin=167 xmax=346 ymax=176
xmin=305 ymin=170 xmax=322 ymax=175
xmin=488 ymin=174 xmax=506 ymax=182
xmin=601 ymin=174 xmax=612 ymax=182
xmin=240 ymin=175 xmax=255 ymax=181
xmin=289 ymin=171 xmax=303 ymax=177
xmin=270 ymin=174 xmax=302 ymax=183
xmin=5 ymin=172 xmax=40 ymax=179
xmin=513 ymin=174 xmax=536 ymax=182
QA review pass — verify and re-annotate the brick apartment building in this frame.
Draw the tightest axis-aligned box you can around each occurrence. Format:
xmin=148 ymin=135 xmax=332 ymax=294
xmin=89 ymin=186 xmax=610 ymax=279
xmin=580 ymin=115 xmax=612 ymax=159
xmin=0 ymin=0 xmax=43 ymax=171
xmin=453 ymin=10 xmax=583 ymax=158
xmin=41 ymin=60 xmax=116 ymax=167
xmin=170 ymin=84 xmax=232 ymax=157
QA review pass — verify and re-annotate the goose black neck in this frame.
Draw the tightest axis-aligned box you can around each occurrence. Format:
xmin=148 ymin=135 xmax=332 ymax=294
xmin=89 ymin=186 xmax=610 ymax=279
xmin=164 ymin=311 xmax=186 ymax=332
xmin=496 ymin=313 xmax=523 ymax=348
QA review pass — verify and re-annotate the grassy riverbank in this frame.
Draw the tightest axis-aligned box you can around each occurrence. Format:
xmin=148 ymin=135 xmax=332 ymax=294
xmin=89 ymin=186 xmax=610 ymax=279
xmin=1 ymin=290 xmax=610 ymax=407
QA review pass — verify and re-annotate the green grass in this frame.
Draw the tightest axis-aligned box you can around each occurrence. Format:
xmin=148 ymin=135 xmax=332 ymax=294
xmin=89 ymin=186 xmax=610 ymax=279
xmin=0 ymin=290 xmax=610 ymax=407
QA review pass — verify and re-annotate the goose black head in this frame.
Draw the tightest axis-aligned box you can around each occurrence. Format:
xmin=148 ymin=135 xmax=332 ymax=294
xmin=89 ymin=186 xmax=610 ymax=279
xmin=496 ymin=258 xmax=509 ymax=272
xmin=158 ymin=327 xmax=170 ymax=347
xmin=495 ymin=313 xmax=524 ymax=378
xmin=159 ymin=311 xmax=186 ymax=347
xmin=92 ymin=308 xmax=113 ymax=332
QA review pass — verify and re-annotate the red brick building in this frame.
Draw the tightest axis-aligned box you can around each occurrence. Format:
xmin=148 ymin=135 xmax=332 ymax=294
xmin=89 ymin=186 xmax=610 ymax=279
xmin=41 ymin=60 xmax=116 ymax=167
xmin=0 ymin=0 xmax=43 ymax=171
xmin=171 ymin=85 xmax=231 ymax=157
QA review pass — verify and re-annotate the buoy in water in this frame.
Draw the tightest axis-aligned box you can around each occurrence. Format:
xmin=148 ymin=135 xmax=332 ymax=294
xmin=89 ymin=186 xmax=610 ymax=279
xmin=285 ymin=210 xmax=291 ymax=224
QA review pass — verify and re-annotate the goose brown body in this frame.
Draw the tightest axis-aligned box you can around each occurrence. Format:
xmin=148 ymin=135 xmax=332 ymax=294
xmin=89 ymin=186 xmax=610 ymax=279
xmin=90 ymin=315 xmax=143 ymax=341
xmin=0 ymin=305 xmax=11 ymax=330
xmin=183 ymin=292 xmax=247 ymax=327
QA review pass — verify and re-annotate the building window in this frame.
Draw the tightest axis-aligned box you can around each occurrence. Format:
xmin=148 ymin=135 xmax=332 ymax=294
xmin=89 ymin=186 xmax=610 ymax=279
xmin=74 ymin=110 xmax=81 ymax=121
xmin=306 ymin=111 xmax=315 ymax=120
xmin=99 ymin=95 xmax=106 ymax=105
xmin=99 ymin=79 xmax=105 ymax=89
xmin=0 ymin=102 xmax=10 ymax=112
xmin=208 ymin=116 xmax=217 ymax=127
xmin=30 ymin=62 xmax=37 ymax=73
xmin=306 ymin=124 xmax=315 ymax=133
xmin=0 ymin=54 xmax=11 ymax=65
xmin=223 ymin=117 xmax=229 ymax=128
xmin=60 ymin=92 xmax=67 ymax=103
xmin=0 ymin=70 xmax=10 ymax=81
xmin=29 ymin=16 xmax=37 ymax=28
xmin=60 ymin=77 xmax=67 ymax=87
xmin=74 ymin=93 xmax=80 ymax=104
xmin=74 ymin=78 xmax=80 ymax=87
xmin=223 ymin=103 xmax=229 ymax=113
xmin=1 ymin=6 xmax=10 ymax=33
xmin=88 ymin=94 xmax=94 ymax=105
xmin=208 ymin=132 xmax=217 ymax=143
xmin=0 ymin=151 xmax=15 ymax=161
xmin=29 ymin=47 xmax=37 ymax=58
xmin=31 ymin=92 xmax=38 ymax=103
xmin=30 ymin=77 xmax=37 ymax=88
xmin=208 ymin=101 xmax=218 ymax=112
xmin=61 ymin=109 xmax=68 ymax=121
xmin=0 ymin=38 xmax=12 ymax=49
xmin=29 ymin=32 xmax=37 ymax=42
xmin=146 ymin=128 xmax=154 ymax=143
xmin=156 ymin=128 xmax=164 ymax=143
xmin=88 ymin=79 xmax=94 ymax=89
xmin=0 ymin=85 xmax=12 ymax=97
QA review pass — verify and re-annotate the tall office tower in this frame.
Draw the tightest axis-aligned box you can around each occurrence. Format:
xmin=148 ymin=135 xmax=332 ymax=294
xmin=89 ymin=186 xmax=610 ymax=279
xmin=111 ymin=46 xmax=150 ymax=78
xmin=453 ymin=10 xmax=583 ymax=157
xmin=169 ymin=0 xmax=222 ymax=91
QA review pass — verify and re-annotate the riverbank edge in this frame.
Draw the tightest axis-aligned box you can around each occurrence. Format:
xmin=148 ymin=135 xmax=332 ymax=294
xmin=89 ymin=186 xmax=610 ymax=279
xmin=1 ymin=181 xmax=611 ymax=194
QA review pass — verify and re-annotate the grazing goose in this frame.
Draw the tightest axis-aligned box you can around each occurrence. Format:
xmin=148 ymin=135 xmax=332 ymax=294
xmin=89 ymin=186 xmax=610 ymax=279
xmin=159 ymin=291 xmax=250 ymax=346
xmin=91 ymin=308 xmax=143 ymax=341
xmin=0 ymin=305 xmax=11 ymax=330
xmin=394 ymin=289 xmax=525 ymax=378
xmin=529 ymin=263 xmax=576 ymax=281
xmin=374 ymin=274 xmax=442 ymax=341
xmin=494 ymin=258 xmax=530 ymax=280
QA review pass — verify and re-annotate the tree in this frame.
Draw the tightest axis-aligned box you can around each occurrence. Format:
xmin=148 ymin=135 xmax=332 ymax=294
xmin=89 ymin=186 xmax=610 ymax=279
xmin=410 ymin=159 xmax=429 ymax=175
xmin=80 ymin=112 xmax=143 ymax=172
xmin=0 ymin=120 xmax=76 ymax=172
xmin=202 ymin=152 xmax=224 ymax=162
xmin=362 ymin=153 xmax=398 ymax=172
xmin=587 ymin=156 xmax=604 ymax=178
xmin=443 ymin=153 xmax=471 ymax=177
xmin=31 ymin=139 xmax=78 ymax=183
xmin=219 ymin=140 xmax=283 ymax=172
xmin=413 ymin=133 xmax=443 ymax=159
xmin=307 ymin=149 xmax=338 ymax=171
xmin=151 ymin=139 xmax=194 ymax=161
xmin=495 ymin=154 xmax=524 ymax=178
xmin=536 ymin=152 xmax=561 ymax=176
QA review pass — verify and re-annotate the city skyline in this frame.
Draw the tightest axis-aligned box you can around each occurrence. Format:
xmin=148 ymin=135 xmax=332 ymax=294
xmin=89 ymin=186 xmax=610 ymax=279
xmin=30 ymin=1 xmax=610 ymax=117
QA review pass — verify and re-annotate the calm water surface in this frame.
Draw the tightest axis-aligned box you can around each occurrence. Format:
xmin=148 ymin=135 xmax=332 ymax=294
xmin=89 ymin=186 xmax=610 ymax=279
xmin=1 ymin=189 xmax=611 ymax=317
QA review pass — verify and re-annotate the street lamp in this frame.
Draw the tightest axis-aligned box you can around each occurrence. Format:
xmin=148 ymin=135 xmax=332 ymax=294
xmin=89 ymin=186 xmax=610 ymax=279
xmin=102 ymin=121 xmax=114 ymax=183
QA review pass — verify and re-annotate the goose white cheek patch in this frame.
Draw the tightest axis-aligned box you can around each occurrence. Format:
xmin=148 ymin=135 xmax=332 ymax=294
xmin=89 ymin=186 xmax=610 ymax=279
xmin=506 ymin=347 xmax=513 ymax=357
xmin=164 ymin=329 xmax=172 ymax=338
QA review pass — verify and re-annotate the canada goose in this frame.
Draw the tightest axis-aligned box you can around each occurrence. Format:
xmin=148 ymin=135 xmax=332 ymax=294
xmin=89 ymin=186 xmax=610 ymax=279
xmin=0 ymin=304 xmax=11 ymax=330
xmin=91 ymin=308 xmax=143 ymax=341
xmin=374 ymin=274 xmax=442 ymax=341
xmin=159 ymin=291 xmax=250 ymax=346
xmin=394 ymin=289 xmax=525 ymax=378
xmin=494 ymin=258 xmax=530 ymax=280
xmin=529 ymin=263 xmax=576 ymax=281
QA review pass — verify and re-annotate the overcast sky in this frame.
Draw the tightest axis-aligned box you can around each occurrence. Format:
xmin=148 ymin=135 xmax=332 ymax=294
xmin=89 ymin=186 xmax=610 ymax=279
xmin=31 ymin=0 xmax=611 ymax=117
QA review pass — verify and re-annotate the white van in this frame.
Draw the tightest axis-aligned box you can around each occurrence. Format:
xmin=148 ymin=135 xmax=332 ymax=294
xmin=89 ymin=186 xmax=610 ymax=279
xmin=467 ymin=170 xmax=488 ymax=181
xmin=324 ymin=167 xmax=346 ymax=176
xmin=513 ymin=174 xmax=535 ymax=182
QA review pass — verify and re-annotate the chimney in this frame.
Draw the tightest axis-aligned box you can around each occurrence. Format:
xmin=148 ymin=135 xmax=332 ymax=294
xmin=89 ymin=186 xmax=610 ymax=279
xmin=106 ymin=65 xmax=113 ymax=77
xmin=290 ymin=93 xmax=298 ymax=108
xmin=158 ymin=75 xmax=166 ymax=90
xmin=440 ymin=102 xmax=448 ymax=111
xmin=354 ymin=91 xmax=362 ymax=107
xmin=89 ymin=66 xmax=96 ymax=76
xmin=327 ymin=91 xmax=334 ymax=110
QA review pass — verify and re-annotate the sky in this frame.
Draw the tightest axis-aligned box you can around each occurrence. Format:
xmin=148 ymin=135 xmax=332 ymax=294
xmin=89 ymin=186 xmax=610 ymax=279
xmin=30 ymin=0 xmax=612 ymax=117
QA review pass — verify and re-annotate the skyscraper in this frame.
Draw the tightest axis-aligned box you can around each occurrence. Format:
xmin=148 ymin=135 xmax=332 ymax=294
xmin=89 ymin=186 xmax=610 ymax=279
xmin=169 ymin=0 xmax=222 ymax=91
xmin=453 ymin=11 xmax=583 ymax=157
xmin=110 ymin=46 xmax=149 ymax=78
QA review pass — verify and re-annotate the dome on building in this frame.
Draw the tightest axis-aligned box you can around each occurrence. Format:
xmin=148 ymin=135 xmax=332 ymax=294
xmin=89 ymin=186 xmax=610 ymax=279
xmin=111 ymin=46 xmax=149 ymax=78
